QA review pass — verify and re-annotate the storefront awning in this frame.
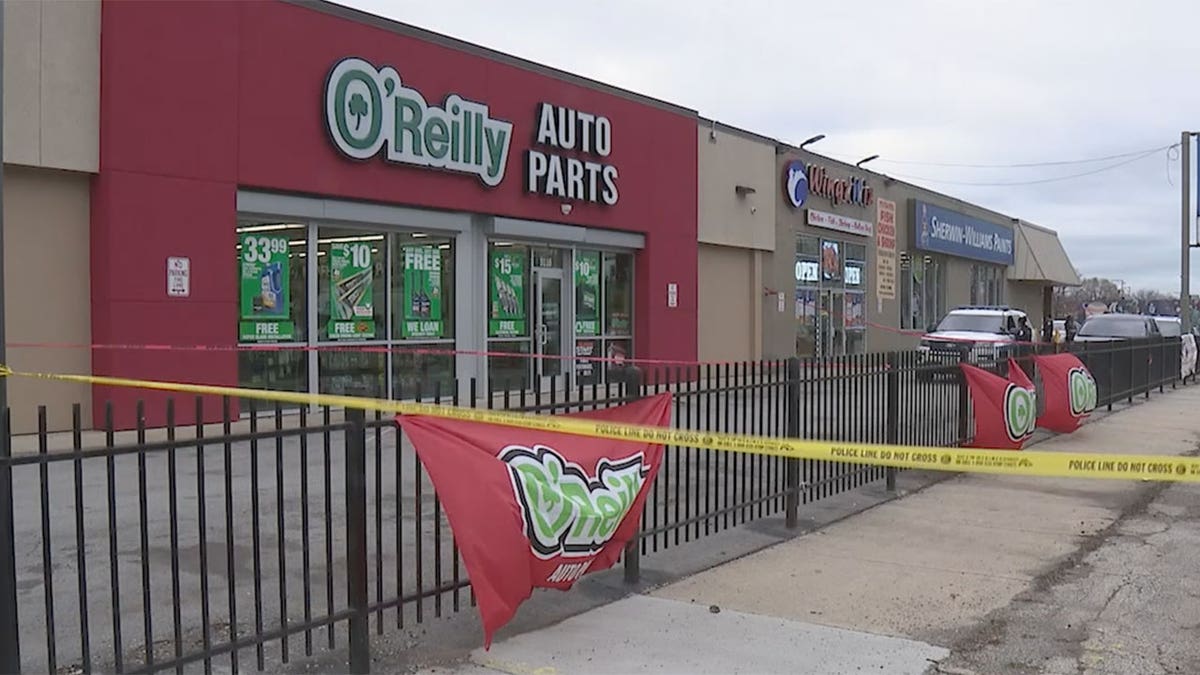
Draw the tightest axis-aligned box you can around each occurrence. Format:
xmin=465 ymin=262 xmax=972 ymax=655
xmin=1010 ymin=220 xmax=1081 ymax=286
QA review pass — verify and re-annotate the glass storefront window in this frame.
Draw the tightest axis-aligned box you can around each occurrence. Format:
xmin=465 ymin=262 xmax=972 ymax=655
xmin=236 ymin=221 xmax=309 ymax=344
xmin=319 ymin=351 xmax=386 ymax=398
xmin=317 ymin=227 xmax=387 ymax=342
xmin=532 ymin=247 xmax=563 ymax=269
xmin=601 ymin=338 xmax=633 ymax=381
xmin=233 ymin=220 xmax=637 ymax=401
xmin=820 ymin=240 xmax=842 ymax=282
xmin=237 ymin=349 xmax=308 ymax=398
xmin=795 ymin=287 xmax=818 ymax=357
xmin=488 ymin=243 xmax=531 ymax=339
xmin=900 ymin=255 xmax=948 ymax=331
xmin=487 ymin=340 xmax=533 ymax=391
xmin=391 ymin=234 xmax=455 ymax=341
xmin=392 ymin=349 xmax=455 ymax=400
xmin=970 ymin=264 xmax=1005 ymax=306
xmin=844 ymin=262 xmax=865 ymax=289
xmin=845 ymin=243 xmax=867 ymax=263
xmin=236 ymin=221 xmax=309 ymax=400
xmin=603 ymin=252 xmax=633 ymax=337
xmin=487 ymin=242 xmax=533 ymax=391
xmin=797 ymin=235 xmax=820 ymax=258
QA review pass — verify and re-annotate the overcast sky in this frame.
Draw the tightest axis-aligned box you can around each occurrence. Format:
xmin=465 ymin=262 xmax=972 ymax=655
xmin=341 ymin=0 xmax=1200 ymax=294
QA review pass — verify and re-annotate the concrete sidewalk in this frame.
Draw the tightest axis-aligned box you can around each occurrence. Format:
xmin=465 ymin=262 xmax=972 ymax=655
xmin=429 ymin=385 xmax=1200 ymax=674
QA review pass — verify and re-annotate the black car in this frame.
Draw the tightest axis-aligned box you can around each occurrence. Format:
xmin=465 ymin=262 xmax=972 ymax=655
xmin=1073 ymin=314 xmax=1161 ymax=342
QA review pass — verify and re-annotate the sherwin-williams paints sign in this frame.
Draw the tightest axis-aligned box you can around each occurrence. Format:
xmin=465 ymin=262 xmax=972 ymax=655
xmin=574 ymin=251 xmax=600 ymax=336
xmin=489 ymin=250 xmax=526 ymax=337
xmin=329 ymin=242 xmax=376 ymax=339
xmin=913 ymin=200 xmax=1015 ymax=265
xmin=239 ymin=233 xmax=294 ymax=342
xmin=402 ymin=245 xmax=443 ymax=339
xmin=324 ymin=58 xmax=514 ymax=187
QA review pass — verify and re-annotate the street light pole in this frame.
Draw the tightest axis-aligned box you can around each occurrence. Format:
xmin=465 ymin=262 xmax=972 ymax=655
xmin=1182 ymin=132 xmax=1193 ymax=333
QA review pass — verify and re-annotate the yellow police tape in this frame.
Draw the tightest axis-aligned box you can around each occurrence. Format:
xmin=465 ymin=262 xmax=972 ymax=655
xmin=1 ymin=364 xmax=1197 ymax=483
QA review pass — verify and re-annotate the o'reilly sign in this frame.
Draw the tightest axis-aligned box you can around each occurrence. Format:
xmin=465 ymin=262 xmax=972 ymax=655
xmin=325 ymin=58 xmax=513 ymax=187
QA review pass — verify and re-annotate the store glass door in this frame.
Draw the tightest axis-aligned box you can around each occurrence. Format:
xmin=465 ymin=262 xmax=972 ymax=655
xmin=534 ymin=269 xmax=565 ymax=386
xmin=819 ymin=290 xmax=847 ymax=358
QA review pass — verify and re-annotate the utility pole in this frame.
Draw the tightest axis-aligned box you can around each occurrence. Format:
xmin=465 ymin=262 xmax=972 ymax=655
xmin=0 ymin=0 xmax=6 ymax=411
xmin=1183 ymin=132 xmax=1193 ymax=333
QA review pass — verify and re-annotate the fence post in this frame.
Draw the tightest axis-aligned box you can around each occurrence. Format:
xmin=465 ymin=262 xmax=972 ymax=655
xmin=344 ymin=409 xmax=370 ymax=674
xmin=885 ymin=353 xmax=899 ymax=492
xmin=0 ymin=409 xmax=19 ymax=674
xmin=1107 ymin=343 xmax=1115 ymax=411
xmin=957 ymin=347 xmax=971 ymax=445
xmin=1162 ymin=340 xmax=1169 ymax=393
xmin=785 ymin=358 xmax=802 ymax=527
xmin=622 ymin=365 xmax=645 ymax=584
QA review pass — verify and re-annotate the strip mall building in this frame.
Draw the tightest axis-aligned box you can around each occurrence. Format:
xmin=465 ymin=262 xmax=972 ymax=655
xmin=3 ymin=1 xmax=1077 ymax=432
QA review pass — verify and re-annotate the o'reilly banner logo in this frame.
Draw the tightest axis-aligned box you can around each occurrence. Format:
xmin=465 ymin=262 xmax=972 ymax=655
xmin=1004 ymin=383 xmax=1036 ymax=443
xmin=325 ymin=57 xmax=513 ymax=187
xmin=1068 ymin=367 xmax=1098 ymax=417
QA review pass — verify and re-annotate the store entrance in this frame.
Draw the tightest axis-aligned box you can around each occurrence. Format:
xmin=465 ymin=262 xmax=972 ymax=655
xmin=819 ymin=289 xmax=846 ymax=358
xmin=534 ymin=268 xmax=565 ymax=387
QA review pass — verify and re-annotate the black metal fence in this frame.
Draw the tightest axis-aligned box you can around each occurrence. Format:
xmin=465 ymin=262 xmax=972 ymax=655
xmin=0 ymin=338 xmax=1185 ymax=674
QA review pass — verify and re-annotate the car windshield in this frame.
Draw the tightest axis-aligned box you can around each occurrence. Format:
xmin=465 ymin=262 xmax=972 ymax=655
xmin=935 ymin=314 xmax=1005 ymax=333
xmin=1154 ymin=319 xmax=1181 ymax=337
xmin=1078 ymin=316 xmax=1148 ymax=338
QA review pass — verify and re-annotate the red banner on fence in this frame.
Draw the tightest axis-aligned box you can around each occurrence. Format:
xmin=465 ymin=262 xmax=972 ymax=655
xmin=962 ymin=359 xmax=1036 ymax=450
xmin=397 ymin=393 xmax=673 ymax=647
xmin=1035 ymin=353 xmax=1098 ymax=433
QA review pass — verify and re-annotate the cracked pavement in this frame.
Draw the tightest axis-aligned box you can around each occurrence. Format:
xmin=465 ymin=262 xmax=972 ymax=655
xmin=937 ymin=478 xmax=1200 ymax=675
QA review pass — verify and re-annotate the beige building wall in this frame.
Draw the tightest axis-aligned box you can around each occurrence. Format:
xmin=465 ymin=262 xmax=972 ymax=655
xmin=3 ymin=0 xmax=101 ymax=172
xmin=697 ymin=125 xmax=775 ymax=250
xmin=696 ymin=123 xmax=776 ymax=362
xmin=3 ymin=0 xmax=100 ymax=433
xmin=697 ymin=244 xmax=758 ymax=362
xmin=4 ymin=166 xmax=92 ymax=433
xmin=1008 ymin=282 xmax=1046 ymax=326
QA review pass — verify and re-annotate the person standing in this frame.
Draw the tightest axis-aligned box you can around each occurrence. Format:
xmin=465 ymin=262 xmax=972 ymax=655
xmin=1016 ymin=316 xmax=1033 ymax=343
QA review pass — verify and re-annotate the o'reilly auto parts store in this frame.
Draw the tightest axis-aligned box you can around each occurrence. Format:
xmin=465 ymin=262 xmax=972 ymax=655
xmin=5 ymin=0 xmax=697 ymax=431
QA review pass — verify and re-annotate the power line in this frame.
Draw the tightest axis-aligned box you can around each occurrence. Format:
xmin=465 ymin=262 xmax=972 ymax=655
xmin=865 ymin=143 xmax=1177 ymax=168
xmin=882 ymin=146 xmax=1174 ymax=187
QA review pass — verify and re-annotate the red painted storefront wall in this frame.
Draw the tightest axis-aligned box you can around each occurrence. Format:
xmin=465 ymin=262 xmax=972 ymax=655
xmin=94 ymin=0 xmax=698 ymax=428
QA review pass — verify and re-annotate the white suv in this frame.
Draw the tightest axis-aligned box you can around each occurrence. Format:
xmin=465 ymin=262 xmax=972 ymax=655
xmin=917 ymin=306 xmax=1028 ymax=380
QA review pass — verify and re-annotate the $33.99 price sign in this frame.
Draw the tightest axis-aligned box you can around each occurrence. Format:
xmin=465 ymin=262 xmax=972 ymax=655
xmin=239 ymin=233 xmax=295 ymax=342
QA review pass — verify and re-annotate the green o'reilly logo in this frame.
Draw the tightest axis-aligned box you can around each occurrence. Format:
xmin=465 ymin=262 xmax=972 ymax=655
xmin=324 ymin=58 xmax=513 ymax=187
xmin=1004 ymin=383 xmax=1036 ymax=442
xmin=500 ymin=445 xmax=646 ymax=560
xmin=1068 ymin=367 xmax=1097 ymax=416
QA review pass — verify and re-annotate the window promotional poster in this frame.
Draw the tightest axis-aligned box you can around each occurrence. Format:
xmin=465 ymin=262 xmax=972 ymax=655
xmin=402 ymin=245 xmax=444 ymax=339
xmin=239 ymin=232 xmax=294 ymax=342
xmin=490 ymin=250 xmax=527 ymax=337
xmin=329 ymin=242 xmax=377 ymax=339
